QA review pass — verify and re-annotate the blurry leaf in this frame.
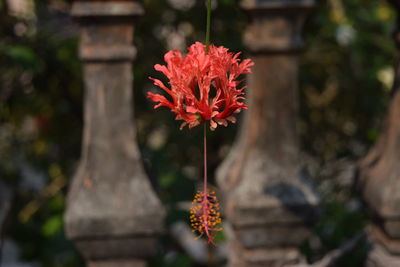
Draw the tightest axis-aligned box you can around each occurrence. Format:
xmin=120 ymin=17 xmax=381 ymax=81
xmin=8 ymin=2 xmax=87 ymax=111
xmin=220 ymin=0 xmax=233 ymax=5
xmin=213 ymin=226 xmax=226 ymax=243
xmin=149 ymin=251 xmax=192 ymax=267
xmin=4 ymin=45 xmax=39 ymax=69
xmin=49 ymin=164 xmax=62 ymax=179
xmin=367 ymin=128 xmax=379 ymax=142
xmin=47 ymin=195 xmax=65 ymax=211
xmin=375 ymin=5 xmax=393 ymax=21
xmin=160 ymin=172 xmax=176 ymax=188
xmin=164 ymin=254 xmax=191 ymax=267
xmin=32 ymin=139 xmax=47 ymax=155
xmin=42 ymin=215 xmax=63 ymax=237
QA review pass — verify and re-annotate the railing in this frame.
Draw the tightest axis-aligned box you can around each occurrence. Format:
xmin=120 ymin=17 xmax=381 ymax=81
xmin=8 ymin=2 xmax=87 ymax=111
xmin=60 ymin=0 xmax=400 ymax=266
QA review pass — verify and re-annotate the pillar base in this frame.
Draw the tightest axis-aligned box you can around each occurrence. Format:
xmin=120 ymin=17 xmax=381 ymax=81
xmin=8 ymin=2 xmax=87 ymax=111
xmin=74 ymin=237 xmax=158 ymax=260
xmin=366 ymin=243 xmax=400 ymax=267
xmin=88 ymin=259 xmax=146 ymax=267
xmin=229 ymin=237 xmax=303 ymax=267
xmin=371 ymin=225 xmax=400 ymax=255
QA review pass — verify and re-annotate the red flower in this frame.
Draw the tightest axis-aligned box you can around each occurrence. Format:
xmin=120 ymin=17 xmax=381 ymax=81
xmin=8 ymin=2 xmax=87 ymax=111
xmin=148 ymin=42 xmax=253 ymax=130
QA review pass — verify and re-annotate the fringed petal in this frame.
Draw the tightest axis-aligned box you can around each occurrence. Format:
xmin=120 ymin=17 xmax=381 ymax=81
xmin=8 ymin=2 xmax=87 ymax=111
xmin=215 ymin=118 xmax=228 ymax=127
xmin=210 ymin=120 xmax=217 ymax=131
xmin=147 ymin=92 xmax=174 ymax=109
xmin=226 ymin=116 xmax=237 ymax=123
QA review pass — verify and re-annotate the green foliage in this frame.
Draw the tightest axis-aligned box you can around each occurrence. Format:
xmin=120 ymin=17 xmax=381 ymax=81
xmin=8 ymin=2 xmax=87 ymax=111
xmin=149 ymin=251 xmax=192 ymax=267
xmin=0 ymin=0 xmax=82 ymax=266
xmin=301 ymin=0 xmax=395 ymax=160
xmin=300 ymin=199 xmax=369 ymax=266
xmin=0 ymin=44 xmax=40 ymax=69
xmin=42 ymin=215 xmax=63 ymax=237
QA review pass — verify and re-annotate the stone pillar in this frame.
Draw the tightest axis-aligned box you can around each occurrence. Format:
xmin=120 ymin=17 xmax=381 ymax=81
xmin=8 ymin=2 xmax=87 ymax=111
xmin=360 ymin=1 xmax=400 ymax=265
xmin=64 ymin=1 xmax=165 ymax=266
xmin=216 ymin=0 xmax=319 ymax=266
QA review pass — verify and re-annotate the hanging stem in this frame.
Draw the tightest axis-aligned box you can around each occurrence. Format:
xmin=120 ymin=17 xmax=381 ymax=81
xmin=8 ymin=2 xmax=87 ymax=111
xmin=203 ymin=122 xmax=208 ymax=194
xmin=203 ymin=0 xmax=211 ymax=235
xmin=203 ymin=0 xmax=211 ymax=191
xmin=205 ymin=0 xmax=212 ymax=54
xmin=202 ymin=121 xmax=210 ymax=241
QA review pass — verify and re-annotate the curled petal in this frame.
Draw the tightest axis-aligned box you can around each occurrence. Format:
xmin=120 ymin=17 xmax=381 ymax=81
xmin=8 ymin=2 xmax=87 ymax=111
xmin=210 ymin=120 xmax=217 ymax=131
xmin=147 ymin=92 xmax=174 ymax=109
xmin=226 ymin=116 xmax=237 ymax=123
xmin=154 ymin=64 xmax=170 ymax=77
xmin=179 ymin=121 xmax=188 ymax=130
xmin=149 ymin=77 xmax=173 ymax=96
xmin=188 ymin=120 xmax=200 ymax=129
xmin=186 ymin=106 xmax=199 ymax=114
xmin=215 ymin=118 xmax=228 ymax=127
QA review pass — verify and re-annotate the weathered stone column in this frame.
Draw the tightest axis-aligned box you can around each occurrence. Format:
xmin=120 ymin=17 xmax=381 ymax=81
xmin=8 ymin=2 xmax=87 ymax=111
xmin=360 ymin=1 xmax=400 ymax=265
xmin=65 ymin=1 xmax=165 ymax=266
xmin=216 ymin=0 xmax=319 ymax=266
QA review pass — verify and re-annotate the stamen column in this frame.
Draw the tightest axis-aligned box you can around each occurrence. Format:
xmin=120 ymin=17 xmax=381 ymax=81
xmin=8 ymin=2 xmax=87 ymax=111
xmin=64 ymin=1 xmax=165 ymax=266
xmin=216 ymin=0 xmax=319 ymax=266
xmin=360 ymin=0 xmax=400 ymax=265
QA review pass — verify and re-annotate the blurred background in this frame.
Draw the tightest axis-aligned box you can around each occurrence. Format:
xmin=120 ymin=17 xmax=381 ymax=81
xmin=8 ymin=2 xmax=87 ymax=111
xmin=0 ymin=0 xmax=396 ymax=266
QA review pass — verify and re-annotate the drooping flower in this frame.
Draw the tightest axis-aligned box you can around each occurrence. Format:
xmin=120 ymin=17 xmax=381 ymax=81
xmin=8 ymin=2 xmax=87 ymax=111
xmin=148 ymin=42 xmax=254 ymax=130
xmin=189 ymin=190 xmax=222 ymax=245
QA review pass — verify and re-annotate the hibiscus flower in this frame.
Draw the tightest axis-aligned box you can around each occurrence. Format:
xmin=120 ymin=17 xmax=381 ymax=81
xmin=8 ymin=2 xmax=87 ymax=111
xmin=147 ymin=42 xmax=253 ymax=130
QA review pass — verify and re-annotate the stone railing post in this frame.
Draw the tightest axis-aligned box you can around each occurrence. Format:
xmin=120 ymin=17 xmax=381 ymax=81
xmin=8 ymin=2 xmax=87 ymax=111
xmin=216 ymin=0 xmax=319 ymax=266
xmin=64 ymin=1 xmax=165 ymax=266
xmin=360 ymin=1 xmax=400 ymax=265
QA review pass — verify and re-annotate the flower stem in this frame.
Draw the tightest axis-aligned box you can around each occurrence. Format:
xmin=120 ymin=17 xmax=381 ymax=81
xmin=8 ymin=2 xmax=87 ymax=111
xmin=202 ymin=122 xmax=210 ymax=241
xmin=203 ymin=122 xmax=207 ymax=194
xmin=205 ymin=0 xmax=212 ymax=54
xmin=203 ymin=0 xmax=211 ymax=236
